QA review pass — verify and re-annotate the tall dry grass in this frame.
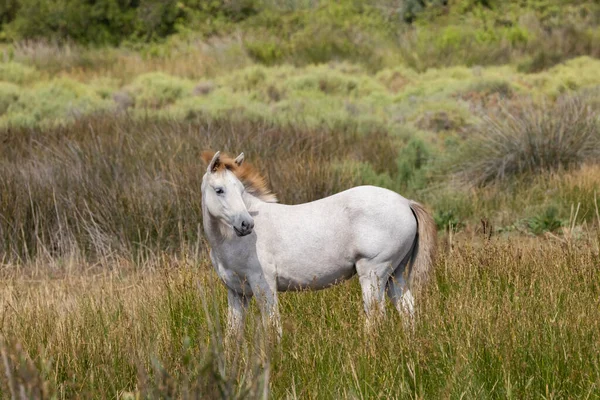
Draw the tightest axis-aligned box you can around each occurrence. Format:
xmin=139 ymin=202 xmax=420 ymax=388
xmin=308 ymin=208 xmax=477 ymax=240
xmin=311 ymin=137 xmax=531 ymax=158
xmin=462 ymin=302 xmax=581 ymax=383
xmin=0 ymin=115 xmax=396 ymax=266
xmin=455 ymin=93 xmax=600 ymax=187
xmin=3 ymin=38 xmax=252 ymax=83
xmin=0 ymin=231 xmax=599 ymax=398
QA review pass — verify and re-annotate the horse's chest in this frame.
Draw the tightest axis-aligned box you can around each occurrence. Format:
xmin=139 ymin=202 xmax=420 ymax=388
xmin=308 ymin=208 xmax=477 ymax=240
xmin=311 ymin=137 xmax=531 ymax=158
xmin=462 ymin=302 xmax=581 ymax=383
xmin=210 ymin=247 xmax=254 ymax=293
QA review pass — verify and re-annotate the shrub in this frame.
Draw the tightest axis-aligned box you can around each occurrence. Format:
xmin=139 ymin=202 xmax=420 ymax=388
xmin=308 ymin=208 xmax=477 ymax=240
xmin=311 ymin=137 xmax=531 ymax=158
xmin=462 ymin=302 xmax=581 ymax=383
xmin=334 ymin=160 xmax=395 ymax=190
xmin=0 ymin=82 xmax=20 ymax=115
xmin=5 ymin=78 xmax=111 ymax=126
xmin=396 ymin=137 xmax=433 ymax=191
xmin=2 ymin=0 xmax=258 ymax=45
xmin=527 ymin=206 xmax=563 ymax=235
xmin=455 ymin=94 xmax=600 ymax=186
xmin=242 ymin=2 xmax=392 ymax=70
xmin=434 ymin=208 xmax=464 ymax=231
xmin=126 ymin=72 xmax=194 ymax=109
xmin=0 ymin=61 xmax=38 ymax=84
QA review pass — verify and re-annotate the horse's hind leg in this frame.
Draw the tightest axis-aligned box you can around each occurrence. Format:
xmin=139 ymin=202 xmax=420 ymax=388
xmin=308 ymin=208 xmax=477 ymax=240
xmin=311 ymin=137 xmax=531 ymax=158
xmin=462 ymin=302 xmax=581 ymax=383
xmin=386 ymin=252 xmax=415 ymax=320
xmin=356 ymin=259 xmax=394 ymax=329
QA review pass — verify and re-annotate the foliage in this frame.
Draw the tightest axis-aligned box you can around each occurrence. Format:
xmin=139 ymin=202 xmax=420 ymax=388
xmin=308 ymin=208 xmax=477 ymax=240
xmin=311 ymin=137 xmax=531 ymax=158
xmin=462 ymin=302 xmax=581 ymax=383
xmin=126 ymin=72 xmax=194 ymax=108
xmin=0 ymin=82 xmax=20 ymax=115
xmin=527 ymin=205 xmax=563 ymax=235
xmin=3 ymin=78 xmax=111 ymax=127
xmin=433 ymin=208 xmax=464 ymax=231
xmin=242 ymin=2 xmax=392 ymax=69
xmin=454 ymin=93 xmax=600 ymax=186
xmin=0 ymin=61 xmax=38 ymax=84
xmin=1 ymin=0 xmax=599 ymax=71
xmin=1 ymin=0 xmax=259 ymax=45
xmin=396 ymin=137 xmax=433 ymax=191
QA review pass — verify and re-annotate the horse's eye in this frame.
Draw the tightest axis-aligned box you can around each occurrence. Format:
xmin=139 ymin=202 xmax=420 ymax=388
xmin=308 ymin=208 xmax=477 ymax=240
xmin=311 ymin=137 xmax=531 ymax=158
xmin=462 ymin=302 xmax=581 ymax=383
xmin=215 ymin=188 xmax=224 ymax=195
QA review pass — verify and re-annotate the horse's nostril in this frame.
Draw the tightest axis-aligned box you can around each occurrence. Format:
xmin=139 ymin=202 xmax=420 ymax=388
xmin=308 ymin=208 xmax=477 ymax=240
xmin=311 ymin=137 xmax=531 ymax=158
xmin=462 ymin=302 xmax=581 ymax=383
xmin=242 ymin=221 xmax=248 ymax=229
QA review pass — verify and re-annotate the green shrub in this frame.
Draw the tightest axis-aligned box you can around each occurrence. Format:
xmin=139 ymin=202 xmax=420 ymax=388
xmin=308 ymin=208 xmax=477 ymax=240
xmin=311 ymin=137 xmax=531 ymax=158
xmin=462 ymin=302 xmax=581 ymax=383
xmin=466 ymin=79 xmax=514 ymax=98
xmin=126 ymin=72 xmax=194 ymax=109
xmin=517 ymin=50 xmax=565 ymax=74
xmin=243 ymin=34 xmax=285 ymax=65
xmin=5 ymin=78 xmax=111 ymax=126
xmin=2 ymin=0 xmax=258 ymax=45
xmin=455 ymin=94 xmax=600 ymax=186
xmin=0 ymin=61 xmax=38 ymax=84
xmin=242 ymin=2 xmax=392 ymax=70
xmin=3 ymin=0 xmax=138 ymax=44
xmin=434 ymin=209 xmax=465 ymax=231
xmin=396 ymin=137 xmax=434 ymax=191
xmin=334 ymin=160 xmax=395 ymax=189
xmin=0 ymin=0 xmax=19 ymax=27
xmin=527 ymin=206 xmax=563 ymax=235
xmin=0 ymin=82 xmax=20 ymax=115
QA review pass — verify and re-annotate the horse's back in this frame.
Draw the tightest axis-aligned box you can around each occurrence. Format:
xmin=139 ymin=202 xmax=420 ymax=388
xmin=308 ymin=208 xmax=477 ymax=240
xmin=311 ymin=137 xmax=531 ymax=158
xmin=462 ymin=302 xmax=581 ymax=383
xmin=252 ymin=185 xmax=417 ymax=290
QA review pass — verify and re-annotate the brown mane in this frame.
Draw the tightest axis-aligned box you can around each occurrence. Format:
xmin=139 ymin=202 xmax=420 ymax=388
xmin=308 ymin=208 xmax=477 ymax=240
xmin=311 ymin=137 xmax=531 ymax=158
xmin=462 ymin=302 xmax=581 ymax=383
xmin=201 ymin=151 xmax=278 ymax=203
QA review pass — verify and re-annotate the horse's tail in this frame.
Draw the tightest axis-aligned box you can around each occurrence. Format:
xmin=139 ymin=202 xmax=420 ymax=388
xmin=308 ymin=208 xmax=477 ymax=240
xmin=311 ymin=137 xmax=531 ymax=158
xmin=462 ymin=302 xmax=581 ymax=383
xmin=407 ymin=201 xmax=437 ymax=289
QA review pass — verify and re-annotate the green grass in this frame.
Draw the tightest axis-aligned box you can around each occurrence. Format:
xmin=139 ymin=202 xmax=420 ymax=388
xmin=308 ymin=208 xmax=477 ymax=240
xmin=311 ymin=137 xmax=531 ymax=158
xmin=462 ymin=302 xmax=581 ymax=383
xmin=1 ymin=232 xmax=599 ymax=398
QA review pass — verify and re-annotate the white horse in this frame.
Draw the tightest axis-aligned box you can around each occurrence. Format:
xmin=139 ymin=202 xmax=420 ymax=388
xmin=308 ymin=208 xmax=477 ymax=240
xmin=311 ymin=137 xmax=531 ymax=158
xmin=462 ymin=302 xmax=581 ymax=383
xmin=201 ymin=151 xmax=437 ymax=337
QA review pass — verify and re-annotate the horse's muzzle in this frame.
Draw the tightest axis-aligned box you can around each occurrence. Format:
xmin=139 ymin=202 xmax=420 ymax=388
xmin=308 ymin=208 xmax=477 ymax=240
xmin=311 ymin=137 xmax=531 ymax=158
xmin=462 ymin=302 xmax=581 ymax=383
xmin=234 ymin=220 xmax=254 ymax=237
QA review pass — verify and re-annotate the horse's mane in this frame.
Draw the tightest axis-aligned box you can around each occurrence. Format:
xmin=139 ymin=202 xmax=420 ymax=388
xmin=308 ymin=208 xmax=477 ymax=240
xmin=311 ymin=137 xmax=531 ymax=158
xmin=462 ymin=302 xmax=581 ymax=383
xmin=201 ymin=151 xmax=278 ymax=203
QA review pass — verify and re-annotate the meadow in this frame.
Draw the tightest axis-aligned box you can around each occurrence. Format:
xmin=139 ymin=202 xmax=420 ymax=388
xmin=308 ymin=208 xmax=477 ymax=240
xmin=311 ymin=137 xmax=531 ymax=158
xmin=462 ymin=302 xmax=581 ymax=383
xmin=1 ymin=0 xmax=600 ymax=398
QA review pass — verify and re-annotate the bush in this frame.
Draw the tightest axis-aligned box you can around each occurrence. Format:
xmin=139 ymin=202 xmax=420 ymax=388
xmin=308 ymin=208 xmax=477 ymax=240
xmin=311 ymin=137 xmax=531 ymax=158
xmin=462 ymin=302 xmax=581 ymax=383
xmin=5 ymin=78 xmax=111 ymax=127
xmin=2 ymin=0 xmax=258 ymax=45
xmin=0 ymin=61 xmax=38 ymax=84
xmin=242 ymin=2 xmax=392 ymax=70
xmin=126 ymin=72 xmax=194 ymax=109
xmin=455 ymin=94 xmax=600 ymax=186
xmin=396 ymin=137 xmax=433 ymax=191
xmin=0 ymin=82 xmax=20 ymax=115
xmin=527 ymin=206 xmax=563 ymax=235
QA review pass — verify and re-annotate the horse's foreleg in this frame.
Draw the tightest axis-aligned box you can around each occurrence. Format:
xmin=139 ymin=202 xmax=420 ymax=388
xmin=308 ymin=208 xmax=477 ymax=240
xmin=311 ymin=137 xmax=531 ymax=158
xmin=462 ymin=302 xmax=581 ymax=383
xmin=251 ymin=276 xmax=282 ymax=341
xmin=226 ymin=288 xmax=249 ymax=342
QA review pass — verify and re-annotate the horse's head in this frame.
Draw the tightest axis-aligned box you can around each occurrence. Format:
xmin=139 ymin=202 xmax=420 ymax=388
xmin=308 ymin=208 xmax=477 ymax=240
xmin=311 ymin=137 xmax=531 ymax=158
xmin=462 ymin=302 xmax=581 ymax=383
xmin=201 ymin=151 xmax=254 ymax=237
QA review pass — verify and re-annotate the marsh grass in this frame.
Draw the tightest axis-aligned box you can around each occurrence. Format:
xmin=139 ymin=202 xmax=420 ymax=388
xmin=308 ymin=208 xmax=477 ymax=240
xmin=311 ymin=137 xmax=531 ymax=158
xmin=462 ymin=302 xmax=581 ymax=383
xmin=0 ymin=257 xmax=272 ymax=399
xmin=0 ymin=230 xmax=599 ymax=398
xmin=455 ymin=93 xmax=600 ymax=187
xmin=2 ymin=113 xmax=599 ymax=264
xmin=0 ymin=116 xmax=395 ymax=263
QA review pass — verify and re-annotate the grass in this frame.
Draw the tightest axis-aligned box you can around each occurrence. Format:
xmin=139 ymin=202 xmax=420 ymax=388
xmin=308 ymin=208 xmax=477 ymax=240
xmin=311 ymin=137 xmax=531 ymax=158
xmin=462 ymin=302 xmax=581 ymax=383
xmin=2 ymin=114 xmax=598 ymax=261
xmin=454 ymin=93 xmax=600 ymax=186
xmin=1 ymin=231 xmax=599 ymax=398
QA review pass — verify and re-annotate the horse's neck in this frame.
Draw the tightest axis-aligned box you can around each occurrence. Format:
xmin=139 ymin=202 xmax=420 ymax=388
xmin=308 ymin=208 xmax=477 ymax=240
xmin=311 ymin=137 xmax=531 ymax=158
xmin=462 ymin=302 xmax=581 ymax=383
xmin=201 ymin=199 xmax=224 ymax=245
xmin=241 ymin=191 xmax=264 ymax=211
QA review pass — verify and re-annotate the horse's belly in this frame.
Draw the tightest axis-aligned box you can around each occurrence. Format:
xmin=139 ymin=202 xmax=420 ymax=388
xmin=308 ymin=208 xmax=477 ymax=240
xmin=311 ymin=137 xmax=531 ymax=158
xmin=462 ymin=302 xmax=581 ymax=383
xmin=275 ymin=261 xmax=356 ymax=292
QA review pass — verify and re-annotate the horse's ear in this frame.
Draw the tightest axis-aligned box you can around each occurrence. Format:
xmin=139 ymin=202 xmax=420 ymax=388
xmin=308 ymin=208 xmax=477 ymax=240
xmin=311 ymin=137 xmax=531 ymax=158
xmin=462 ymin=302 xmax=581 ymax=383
xmin=234 ymin=152 xmax=245 ymax=167
xmin=202 ymin=151 xmax=221 ymax=173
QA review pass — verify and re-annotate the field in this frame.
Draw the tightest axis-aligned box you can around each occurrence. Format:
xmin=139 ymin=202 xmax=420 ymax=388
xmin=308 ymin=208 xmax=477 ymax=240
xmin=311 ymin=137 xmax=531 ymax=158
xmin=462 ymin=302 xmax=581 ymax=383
xmin=1 ymin=0 xmax=600 ymax=398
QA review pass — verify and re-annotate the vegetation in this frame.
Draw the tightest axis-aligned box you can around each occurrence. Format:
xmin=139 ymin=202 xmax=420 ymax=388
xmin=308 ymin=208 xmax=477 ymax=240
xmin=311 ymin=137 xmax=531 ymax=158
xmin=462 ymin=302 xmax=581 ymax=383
xmin=455 ymin=93 xmax=600 ymax=186
xmin=0 ymin=0 xmax=599 ymax=398
xmin=1 ymin=232 xmax=599 ymax=398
